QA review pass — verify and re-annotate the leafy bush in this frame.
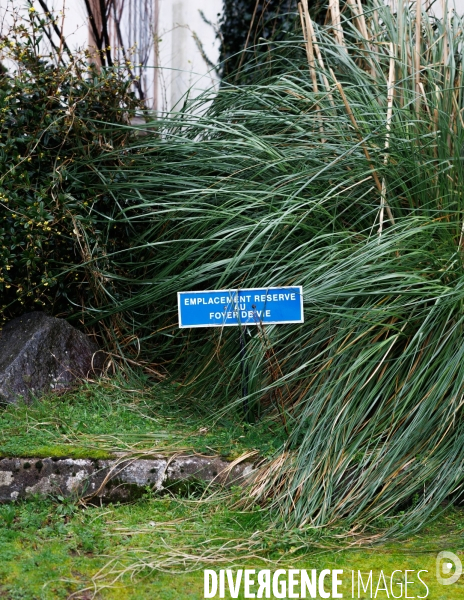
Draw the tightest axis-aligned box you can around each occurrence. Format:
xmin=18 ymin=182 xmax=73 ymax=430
xmin=0 ymin=10 xmax=141 ymax=327
xmin=218 ymin=0 xmax=300 ymax=81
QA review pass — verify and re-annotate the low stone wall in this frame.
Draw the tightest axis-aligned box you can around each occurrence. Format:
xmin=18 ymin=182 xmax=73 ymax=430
xmin=0 ymin=455 xmax=255 ymax=502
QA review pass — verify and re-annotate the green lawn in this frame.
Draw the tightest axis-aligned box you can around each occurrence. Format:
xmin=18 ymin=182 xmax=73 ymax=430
xmin=0 ymin=494 xmax=463 ymax=598
xmin=0 ymin=376 xmax=284 ymax=460
xmin=0 ymin=378 xmax=463 ymax=598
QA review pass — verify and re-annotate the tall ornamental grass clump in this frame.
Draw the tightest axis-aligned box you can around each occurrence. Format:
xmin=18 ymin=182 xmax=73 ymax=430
xmin=59 ymin=0 xmax=464 ymax=536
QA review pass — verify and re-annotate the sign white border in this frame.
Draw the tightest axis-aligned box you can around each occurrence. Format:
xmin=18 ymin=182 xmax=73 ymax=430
xmin=177 ymin=286 xmax=304 ymax=328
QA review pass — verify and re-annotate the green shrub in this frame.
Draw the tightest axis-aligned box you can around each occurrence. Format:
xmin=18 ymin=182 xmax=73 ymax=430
xmin=0 ymin=11 xmax=141 ymax=327
xmin=218 ymin=0 xmax=299 ymax=81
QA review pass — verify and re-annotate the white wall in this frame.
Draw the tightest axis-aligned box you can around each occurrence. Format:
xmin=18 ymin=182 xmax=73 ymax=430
xmin=384 ymin=0 xmax=464 ymax=17
xmin=158 ymin=0 xmax=221 ymax=112
xmin=31 ymin=0 xmax=88 ymax=51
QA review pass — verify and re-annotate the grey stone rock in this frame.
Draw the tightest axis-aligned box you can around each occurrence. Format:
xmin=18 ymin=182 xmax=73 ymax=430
xmin=0 ymin=455 xmax=255 ymax=502
xmin=0 ymin=312 xmax=104 ymax=404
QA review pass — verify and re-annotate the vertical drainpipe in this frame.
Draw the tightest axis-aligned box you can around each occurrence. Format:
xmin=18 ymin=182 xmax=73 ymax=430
xmin=171 ymin=0 xmax=189 ymax=110
xmin=154 ymin=0 xmax=159 ymax=111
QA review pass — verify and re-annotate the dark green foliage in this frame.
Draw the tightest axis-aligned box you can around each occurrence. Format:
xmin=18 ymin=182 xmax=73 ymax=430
xmin=0 ymin=14 xmax=141 ymax=326
xmin=218 ymin=0 xmax=301 ymax=81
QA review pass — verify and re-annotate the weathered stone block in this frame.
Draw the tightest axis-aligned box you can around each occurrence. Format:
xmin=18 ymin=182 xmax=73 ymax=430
xmin=0 ymin=312 xmax=104 ymax=404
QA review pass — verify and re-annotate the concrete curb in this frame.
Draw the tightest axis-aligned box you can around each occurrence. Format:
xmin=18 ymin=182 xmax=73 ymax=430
xmin=0 ymin=455 xmax=256 ymax=502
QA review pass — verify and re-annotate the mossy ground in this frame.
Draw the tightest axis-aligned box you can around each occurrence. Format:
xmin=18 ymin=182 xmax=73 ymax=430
xmin=0 ymin=495 xmax=463 ymax=598
xmin=0 ymin=376 xmax=284 ymax=460
xmin=0 ymin=378 xmax=463 ymax=598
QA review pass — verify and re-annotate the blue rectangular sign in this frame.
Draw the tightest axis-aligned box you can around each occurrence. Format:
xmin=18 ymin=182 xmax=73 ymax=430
xmin=178 ymin=286 xmax=303 ymax=328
